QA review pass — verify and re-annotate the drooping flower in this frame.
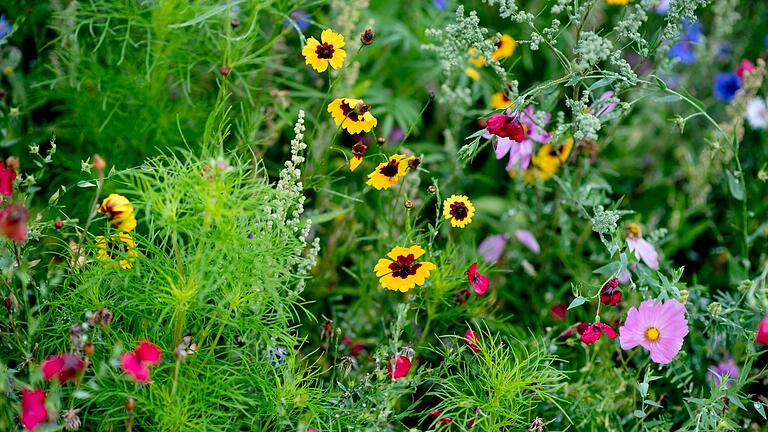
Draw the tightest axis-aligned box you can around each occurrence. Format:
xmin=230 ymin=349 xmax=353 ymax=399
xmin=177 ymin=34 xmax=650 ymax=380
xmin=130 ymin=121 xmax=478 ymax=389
xmin=746 ymin=97 xmax=768 ymax=129
xmin=374 ymin=245 xmax=437 ymax=292
xmin=756 ymin=315 xmax=768 ymax=345
xmin=714 ymin=72 xmax=741 ymax=102
xmin=619 ymin=299 xmax=689 ymax=364
xmin=668 ymin=20 xmax=702 ymax=65
xmin=626 ymin=223 xmax=659 ymax=270
xmin=121 ymin=340 xmax=162 ymax=383
xmin=550 ymin=303 xmax=567 ymax=320
xmin=735 ymin=59 xmax=755 ymax=79
xmin=491 ymin=34 xmax=516 ymax=60
xmin=577 ymin=322 xmax=618 ymax=344
xmin=514 ymin=229 xmax=540 ymax=254
xmin=467 ymin=263 xmax=489 ymax=296
xmin=21 ymin=388 xmax=48 ymax=431
xmin=0 ymin=203 xmax=29 ymax=242
xmin=442 ymin=195 xmax=475 ymax=228
xmin=486 ymin=112 xmax=525 ymax=141
xmin=490 ymin=92 xmax=512 ymax=109
xmin=42 ymin=353 xmax=86 ymax=383
xmin=302 ymin=29 xmax=346 ymax=72
xmin=600 ymin=278 xmax=622 ymax=306
xmin=478 ymin=234 xmax=507 ymax=264
xmin=95 ymin=232 xmax=138 ymax=269
xmin=98 ymin=194 xmax=137 ymax=231
xmin=366 ymin=154 xmax=414 ymax=190
xmin=387 ymin=354 xmax=411 ymax=379
xmin=707 ymin=358 xmax=739 ymax=388
xmin=0 ymin=15 xmax=11 ymax=39
xmin=465 ymin=329 xmax=480 ymax=352
xmin=350 ymin=142 xmax=368 ymax=171
xmin=327 ymin=98 xmax=378 ymax=134
xmin=495 ymin=105 xmax=551 ymax=171
xmin=0 ymin=161 xmax=16 ymax=196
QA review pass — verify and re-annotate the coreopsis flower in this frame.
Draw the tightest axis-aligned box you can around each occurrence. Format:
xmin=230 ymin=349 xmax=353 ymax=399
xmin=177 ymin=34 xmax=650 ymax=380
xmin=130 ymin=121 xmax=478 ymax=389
xmin=735 ymin=59 xmax=755 ymax=79
xmin=350 ymin=143 xmax=368 ymax=171
xmin=490 ymin=92 xmax=512 ymax=109
xmin=443 ymin=195 xmax=475 ymax=228
xmin=600 ymin=278 xmax=622 ymax=306
xmin=0 ymin=160 xmax=16 ymax=196
xmin=98 ymin=194 xmax=137 ymax=231
xmin=0 ymin=203 xmax=29 ymax=242
xmin=514 ymin=229 xmax=540 ymax=254
xmin=714 ymin=72 xmax=740 ymax=102
xmin=746 ymin=97 xmax=768 ymax=129
xmin=328 ymin=98 xmax=378 ymax=134
xmin=491 ymin=34 xmax=516 ymax=60
xmin=465 ymin=329 xmax=480 ymax=352
xmin=577 ymin=322 xmax=617 ymax=344
xmin=387 ymin=354 xmax=411 ymax=379
xmin=756 ymin=315 xmax=768 ymax=345
xmin=478 ymin=234 xmax=507 ymax=264
xmin=21 ymin=388 xmax=48 ymax=431
xmin=95 ymin=232 xmax=138 ymax=269
xmin=42 ymin=353 xmax=86 ymax=383
xmin=626 ymin=223 xmax=659 ymax=270
xmin=121 ymin=340 xmax=162 ymax=383
xmin=707 ymin=358 xmax=739 ymax=388
xmin=519 ymin=137 xmax=573 ymax=182
xmin=360 ymin=28 xmax=375 ymax=45
xmin=467 ymin=263 xmax=489 ymax=295
xmin=468 ymin=47 xmax=486 ymax=68
xmin=302 ymin=29 xmax=346 ymax=72
xmin=619 ymin=299 xmax=689 ymax=364
xmin=374 ymin=245 xmax=436 ymax=292
xmin=366 ymin=154 xmax=414 ymax=190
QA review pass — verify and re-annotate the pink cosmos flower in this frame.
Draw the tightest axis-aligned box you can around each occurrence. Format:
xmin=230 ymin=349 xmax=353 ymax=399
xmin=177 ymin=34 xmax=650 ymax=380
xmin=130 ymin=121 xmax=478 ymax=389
xmin=21 ymin=387 xmax=48 ymax=431
xmin=707 ymin=358 xmax=739 ymax=388
xmin=42 ymin=353 xmax=86 ymax=383
xmin=735 ymin=59 xmax=755 ymax=79
xmin=0 ymin=161 xmax=16 ymax=197
xmin=0 ymin=203 xmax=29 ymax=242
xmin=756 ymin=314 xmax=768 ymax=345
xmin=490 ymin=105 xmax=551 ymax=171
xmin=387 ymin=354 xmax=411 ymax=379
xmin=478 ymin=234 xmax=507 ymax=264
xmin=467 ymin=263 xmax=489 ymax=296
xmin=121 ymin=340 xmax=162 ymax=383
xmin=590 ymin=91 xmax=618 ymax=117
xmin=465 ymin=329 xmax=480 ymax=352
xmin=619 ymin=299 xmax=688 ymax=364
xmin=626 ymin=223 xmax=659 ymax=270
xmin=514 ymin=229 xmax=540 ymax=255
xmin=577 ymin=322 xmax=617 ymax=344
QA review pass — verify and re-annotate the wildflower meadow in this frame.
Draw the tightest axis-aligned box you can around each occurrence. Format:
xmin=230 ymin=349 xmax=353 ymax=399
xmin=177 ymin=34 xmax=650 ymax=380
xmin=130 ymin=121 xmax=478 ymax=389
xmin=2 ymin=0 xmax=768 ymax=430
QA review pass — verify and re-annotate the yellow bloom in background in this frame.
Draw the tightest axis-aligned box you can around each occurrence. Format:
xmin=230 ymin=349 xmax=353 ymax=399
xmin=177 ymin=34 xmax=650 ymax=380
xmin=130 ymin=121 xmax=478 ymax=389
xmin=442 ymin=194 xmax=476 ymax=228
xmin=302 ymin=29 xmax=346 ymax=72
xmin=95 ymin=232 xmax=138 ymax=269
xmin=520 ymin=137 xmax=574 ymax=182
xmin=374 ymin=245 xmax=436 ymax=292
xmin=465 ymin=67 xmax=480 ymax=81
xmin=468 ymin=48 xmax=487 ymax=68
xmin=328 ymin=98 xmax=378 ymax=134
xmin=350 ymin=156 xmax=363 ymax=171
xmin=492 ymin=34 xmax=517 ymax=60
xmin=490 ymin=92 xmax=513 ymax=109
xmin=98 ymin=194 xmax=137 ymax=231
xmin=606 ymin=0 xmax=631 ymax=4
xmin=367 ymin=154 xmax=413 ymax=190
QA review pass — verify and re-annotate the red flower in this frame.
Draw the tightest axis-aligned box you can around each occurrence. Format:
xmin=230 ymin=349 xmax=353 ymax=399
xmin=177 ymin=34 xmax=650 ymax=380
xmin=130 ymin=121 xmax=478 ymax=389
xmin=756 ymin=315 xmax=768 ymax=345
xmin=42 ymin=353 xmax=86 ymax=383
xmin=0 ymin=161 xmax=16 ymax=197
xmin=121 ymin=340 xmax=162 ymax=383
xmin=486 ymin=113 xmax=525 ymax=141
xmin=21 ymin=387 xmax=48 ymax=431
xmin=736 ymin=59 xmax=755 ymax=79
xmin=386 ymin=354 xmax=411 ymax=379
xmin=341 ymin=335 xmax=365 ymax=355
xmin=600 ymin=278 xmax=622 ymax=306
xmin=0 ymin=203 xmax=29 ymax=242
xmin=577 ymin=322 xmax=617 ymax=344
xmin=429 ymin=409 xmax=452 ymax=425
xmin=465 ymin=329 xmax=480 ymax=352
xmin=467 ymin=263 xmax=489 ymax=296
xmin=550 ymin=303 xmax=567 ymax=320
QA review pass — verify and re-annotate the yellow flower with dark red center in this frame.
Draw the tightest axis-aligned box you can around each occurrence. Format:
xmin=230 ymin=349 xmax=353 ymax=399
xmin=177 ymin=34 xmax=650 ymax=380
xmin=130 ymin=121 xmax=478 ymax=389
xmin=490 ymin=92 xmax=512 ymax=109
xmin=328 ymin=98 xmax=378 ymax=134
xmin=442 ymin=195 xmax=475 ymax=228
xmin=98 ymin=194 xmax=137 ymax=231
xmin=518 ymin=137 xmax=573 ymax=182
xmin=367 ymin=154 xmax=414 ymax=190
xmin=492 ymin=34 xmax=517 ymax=60
xmin=95 ymin=232 xmax=138 ymax=269
xmin=374 ymin=245 xmax=437 ymax=292
xmin=302 ymin=29 xmax=346 ymax=72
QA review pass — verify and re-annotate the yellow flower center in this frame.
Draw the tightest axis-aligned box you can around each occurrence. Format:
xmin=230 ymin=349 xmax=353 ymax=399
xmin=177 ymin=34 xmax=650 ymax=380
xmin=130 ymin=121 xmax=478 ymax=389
xmin=627 ymin=223 xmax=641 ymax=239
xmin=645 ymin=326 xmax=660 ymax=342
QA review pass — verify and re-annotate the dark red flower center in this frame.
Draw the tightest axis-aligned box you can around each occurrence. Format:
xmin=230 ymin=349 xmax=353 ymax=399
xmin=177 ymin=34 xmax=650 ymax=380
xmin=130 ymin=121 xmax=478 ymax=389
xmin=315 ymin=42 xmax=335 ymax=59
xmin=449 ymin=201 xmax=469 ymax=221
xmin=105 ymin=238 xmax=131 ymax=258
xmin=388 ymin=254 xmax=422 ymax=279
xmin=379 ymin=159 xmax=400 ymax=177
xmin=339 ymin=100 xmax=368 ymax=122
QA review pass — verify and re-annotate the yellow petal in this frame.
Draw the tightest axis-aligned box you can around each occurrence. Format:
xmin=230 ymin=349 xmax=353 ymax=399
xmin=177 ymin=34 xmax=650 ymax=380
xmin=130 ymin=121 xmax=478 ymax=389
xmin=374 ymin=258 xmax=393 ymax=276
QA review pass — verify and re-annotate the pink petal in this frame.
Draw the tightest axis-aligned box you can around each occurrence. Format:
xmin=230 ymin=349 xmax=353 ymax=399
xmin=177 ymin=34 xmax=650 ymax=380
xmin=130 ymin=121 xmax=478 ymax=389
xmin=135 ymin=340 xmax=162 ymax=364
xmin=41 ymin=356 xmax=65 ymax=381
xmin=494 ymin=137 xmax=514 ymax=160
xmin=514 ymin=229 xmax=540 ymax=254
xmin=21 ymin=388 xmax=48 ymax=431
xmin=121 ymin=352 xmax=151 ymax=383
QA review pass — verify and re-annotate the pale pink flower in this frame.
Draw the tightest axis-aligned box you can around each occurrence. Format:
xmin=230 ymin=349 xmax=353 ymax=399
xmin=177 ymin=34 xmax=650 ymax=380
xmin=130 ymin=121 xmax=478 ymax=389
xmin=514 ymin=229 xmax=540 ymax=255
xmin=626 ymin=223 xmax=659 ymax=270
xmin=619 ymin=299 xmax=688 ymax=364
xmin=590 ymin=91 xmax=618 ymax=117
xmin=478 ymin=234 xmax=507 ymax=264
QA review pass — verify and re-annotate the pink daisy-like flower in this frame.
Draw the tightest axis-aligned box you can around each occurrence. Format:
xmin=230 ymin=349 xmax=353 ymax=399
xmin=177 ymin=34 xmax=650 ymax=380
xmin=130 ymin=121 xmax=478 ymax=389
xmin=121 ymin=340 xmax=162 ymax=383
xmin=590 ymin=91 xmax=618 ymax=117
xmin=467 ymin=263 xmax=489 ymax=296
xmin=619 ymin=299 xmax=689 ymax=364
xmin=577 ymin=322 xmax=617 ymax=344
xmin=626 ymin=223 xmax=659 ymax=270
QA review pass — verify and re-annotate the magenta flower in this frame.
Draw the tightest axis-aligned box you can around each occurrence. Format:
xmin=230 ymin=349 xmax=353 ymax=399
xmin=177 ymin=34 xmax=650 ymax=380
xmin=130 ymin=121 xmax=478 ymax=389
xmin=42 ymin=353 xmax=86 ymax=383
xmin=735 ymin=59 xmax=755 ymax=79
xmin=514 ymin=229 xmax=540 ymax=255
xmin=626 ymin=223 xmax=659 ymax=270
xmin=707 ymin=358 xmax=739 ymax=388
xmin=577 ymin=322 xmax=617 ymax=344
xmin=121 ymin=340 xmax=162 ymax=383
xmin=467 ymin=263 xmax=489 ymax=296
xmin=464 ymin=329 xmax=480 ymax=352
xmin=486 ymin=113 xmax=525 ymax=141
xmin=478 ymin=234 xmax=507 ymax=264
xmin=756 ymin=314 xmax=768 ymax=345
xmin=21 ymin=388 xmax=48 ymax=431
xmin=387 ymin=354 xmax=411 ymax=379
xmin=619 ymin=299 xmax=688 ymax=364
xmin=488 ymin=105 xmax=551 ymax=171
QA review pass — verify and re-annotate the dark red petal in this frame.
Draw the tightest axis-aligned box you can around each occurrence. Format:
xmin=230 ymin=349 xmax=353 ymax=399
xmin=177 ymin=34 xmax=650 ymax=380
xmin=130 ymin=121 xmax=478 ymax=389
xmin=599 ymin=323 xmax=618 ymax=339
xmin=576 ymin=322 xmax=590 ymax=334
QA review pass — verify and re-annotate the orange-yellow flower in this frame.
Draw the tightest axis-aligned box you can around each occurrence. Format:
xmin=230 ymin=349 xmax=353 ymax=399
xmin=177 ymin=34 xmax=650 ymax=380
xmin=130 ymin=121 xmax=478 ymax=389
xmin=328 ymin=98 xmax=378 ymax=134
xmin=442 ymin=195 xmax=475 ymax=228
xmin=492 ymin=34 xmax=517 ymax=60
xmin=98 ymin=194 xmax=137 ymax=231
xmin=374 ymin=245 xmax=436 ymax=292
xmin=95 ymin=232 xmax=138 ymax=269
xmin=302 ymin=29 xmax=346 ymax=72
xmin=367 ymin=154 xmax=414 ymax=190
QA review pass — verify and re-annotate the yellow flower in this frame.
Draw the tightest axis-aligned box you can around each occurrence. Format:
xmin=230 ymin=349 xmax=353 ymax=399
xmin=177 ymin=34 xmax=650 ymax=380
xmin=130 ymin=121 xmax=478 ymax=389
xmin=490 ymin=92 xmax=512 ymax=109
xmin=302 ymin=29 xmax=346 ymax=72
xmin=367 ymin=154 xmax=414 ymax=190
xmin=465 ymin=67 xmax=480 ymax=81
xmin=95 ymin=232 xmax=138 ymax=269
xmin=519 ymin=137 xmax=574 ymax=182
xmin=606 ymin=0 xmax=631 ymax=4
xmin=327 ymin=98 xmax=378 ymax=134
xmin=442 ymin=194 xmax=476 ymax=228
xmin=492 ymin=34 xmax=517 ymax=60
xmin=98 ymin=194 xmax=137 ymax=231
xmin=374 ymin=245 xmax=437 ymax=292
xmin=468 ymin=48 xmax=487 ymax=68
xmin=350 ymin=155 xmax=363 ymax=171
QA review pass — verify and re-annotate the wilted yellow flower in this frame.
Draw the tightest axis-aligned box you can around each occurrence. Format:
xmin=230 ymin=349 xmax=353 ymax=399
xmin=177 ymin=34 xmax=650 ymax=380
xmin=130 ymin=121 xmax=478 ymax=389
xmin=442 ymin=194 xmax=476 ymax=228
xmin=374 ymin=245 xmax=436 ymax=292
xmin=302 ymin=29 xmax=346 ymax=72
xmin=98 ymin=194 xmax=137 ymax=231
xmin=367 ymin=154 xmax=414 ymax=190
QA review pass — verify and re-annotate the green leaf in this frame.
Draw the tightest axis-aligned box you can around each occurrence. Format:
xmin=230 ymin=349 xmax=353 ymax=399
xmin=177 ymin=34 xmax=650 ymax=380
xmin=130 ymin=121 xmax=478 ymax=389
xmin=633 ymin=410 xmax=645 ymax=418
xmin=654 ymin=76 xmax=667 ymax=90
xmin=567 ymin=296 xmax=587 ymax=310
xmin=726 ymin=170 xmax=745 ymax=200
xmin=593 ymin=261 xmax=621 ymax=276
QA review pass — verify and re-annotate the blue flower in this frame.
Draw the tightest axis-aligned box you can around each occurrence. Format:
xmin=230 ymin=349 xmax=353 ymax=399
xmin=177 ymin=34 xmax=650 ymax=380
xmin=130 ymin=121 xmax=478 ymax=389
xmin=714 ymin=72 xmax=741 ymax=102
xmin=269 ymin=346 xmax=289 ymax=366
xmin=433 ymin=0 xmax=447 ymax=9
xmin=668 ymin=20 xmax=702 ymax=65
xmin=284 ymin=10 xmax=310 ymax=31
xmin=0 ymin=15 xmax=11 ymax=39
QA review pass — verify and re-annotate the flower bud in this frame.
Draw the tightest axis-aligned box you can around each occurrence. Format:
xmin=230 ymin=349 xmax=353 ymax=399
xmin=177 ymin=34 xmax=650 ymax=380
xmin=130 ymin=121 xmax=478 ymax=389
xmin=678 ymin=289 xmax=689 ymax=304
xmin=125 ymin=398 xmax=136 ymax=411
xmin=376 ymin=136 xmax=385 ymax=144
xmin=408 ymin=158 xmax=421 ymax=169
xmin=708 ymin=301 xmax=722 ymax=316
xmin=230 ymin=18 xmax=240 ymax=28
xmin=54 ymin=218 xmax=64 ymax=230
xmin=83 ymin=342 xmax=95 ymax=357
xmin=219 ymin=65 xmax=231 ymax=76
xmin=427 ymin=185 xmax=436 ymax=194
xmin=360 ymin=28 xmax=375 ymax=45
xmin=404 ymin=199 xmax=414 ymax=209
xmin=92 ymin=154 xmax=106 ymax=173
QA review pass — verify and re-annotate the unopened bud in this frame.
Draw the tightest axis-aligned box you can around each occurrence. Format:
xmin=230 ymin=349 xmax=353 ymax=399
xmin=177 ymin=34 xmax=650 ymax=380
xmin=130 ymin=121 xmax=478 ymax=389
xmin=427 ymin=184 xmax=437 ymax=194
xmin=230 ymin=18 xmax=240 ymax=28
xmin=219 ymin=65 xmax=231 ymax=76
xmin=678 ymin=289 xmax=689 ymax=304
xmin=708 ymin=301 xmax=722 ymax=316
xmin=125 ymin=398 xmax=136 ymax=411
xmin=93 ymin=154 xmax=106 ymax=173
xmin=54 ymin=218 xmax=64 ymax=230
xmin=376 ymin=136 xmax=385 ymax=144
xmin=360 ymin=28 xmax=375 ymax=45
xmin=3 ymin=297 xmax=12 ymax=309
xmin=404 ymin=199 xmax=414 ymax=209
xmin=408 ymin=158 xmax=421 ymax=169
xmin=83 ymin=342 xmax=95 ymax=357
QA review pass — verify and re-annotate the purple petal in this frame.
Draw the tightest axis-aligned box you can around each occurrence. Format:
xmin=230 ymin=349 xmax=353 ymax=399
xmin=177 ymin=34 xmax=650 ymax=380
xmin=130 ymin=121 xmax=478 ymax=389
xmin=514 ymin=229 xmax=540 ymax=255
